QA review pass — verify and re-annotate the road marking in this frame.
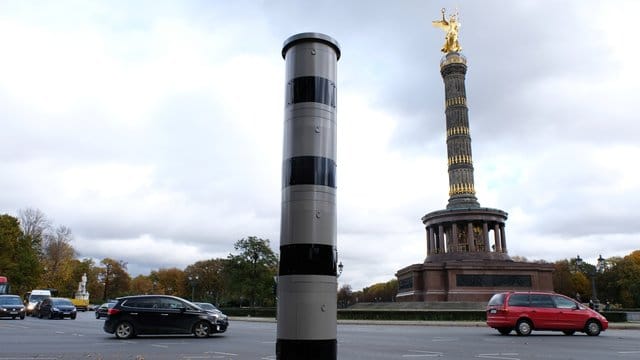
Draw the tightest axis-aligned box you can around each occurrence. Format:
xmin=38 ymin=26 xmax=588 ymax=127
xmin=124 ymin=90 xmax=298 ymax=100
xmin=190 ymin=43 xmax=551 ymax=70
xmin=212 ymin=352 xmax=237 ymax=356
xmin=477 ymin=353 xmax=520 ymax=360
xmin=402 ymin=350 xmax=444 ymax=357
xmin=0 ymin=358 xmax=59 ymax=360
xmin=151 ymin=344 xmax=169 ymax=348
xmin=618 ymin=351 xmax=640 ymax=354
xmin=432 ymin=337 xmax=457 ymax=342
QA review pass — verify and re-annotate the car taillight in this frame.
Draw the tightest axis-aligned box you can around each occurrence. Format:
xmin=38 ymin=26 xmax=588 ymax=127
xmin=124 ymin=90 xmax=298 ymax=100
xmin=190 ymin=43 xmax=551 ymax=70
xmin=107 ymin=308 xmax=120 ymax=316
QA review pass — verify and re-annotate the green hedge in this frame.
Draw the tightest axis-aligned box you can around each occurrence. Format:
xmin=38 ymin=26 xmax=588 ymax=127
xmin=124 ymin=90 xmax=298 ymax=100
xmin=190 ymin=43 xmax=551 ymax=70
xmin=338 ymin=310 xmax=485 ymax=321
xmin=221 ymin=307 xmax=276 ymax=318
xmin=220 ymin=308 xmax=628 ymax=323
xmin=601 ymin=311 xmax=627 ymax=322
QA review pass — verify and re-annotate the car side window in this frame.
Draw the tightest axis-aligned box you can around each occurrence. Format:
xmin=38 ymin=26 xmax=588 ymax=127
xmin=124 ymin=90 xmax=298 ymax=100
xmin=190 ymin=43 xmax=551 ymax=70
xmin=507 ymin=293 xmax=530 ymax=307
xmin=159 ymin=298 xmax=184 ymax=310
xmin=530 ymin=294 xmax=555 ymax=308
xmin=553 ymin=295 xmax=578 ymax=309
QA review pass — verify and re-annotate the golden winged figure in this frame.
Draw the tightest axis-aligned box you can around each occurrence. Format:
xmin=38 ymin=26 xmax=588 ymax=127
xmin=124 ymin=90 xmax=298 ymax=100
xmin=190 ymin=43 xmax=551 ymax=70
xmin=432 ymin=8 xmax=462 ymax=53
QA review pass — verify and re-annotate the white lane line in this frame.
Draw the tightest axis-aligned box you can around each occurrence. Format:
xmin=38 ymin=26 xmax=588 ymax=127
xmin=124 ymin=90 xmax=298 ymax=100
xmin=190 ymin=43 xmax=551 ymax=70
xmin=402 ymin=350 xmax=444 ymax=357
xmin=0 ymin=358 xmax=60 ymax=360
xmin=432 ymin=337 xmax=457 ymax=342
xmin=151 ymin=344 xmax=169 ymax=348
xmin=477 ymin=353 xmax=520 ymax=360
xmin=618 ymin=351 xmax=640 ymax=354
xmin=213 ymin=352 xmax=237 ymax=356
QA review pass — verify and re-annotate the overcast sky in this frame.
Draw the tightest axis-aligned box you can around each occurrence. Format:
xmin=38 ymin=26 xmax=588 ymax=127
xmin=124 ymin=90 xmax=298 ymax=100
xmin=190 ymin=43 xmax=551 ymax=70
xmin=1 ymin=1 xmax=638 ymax=291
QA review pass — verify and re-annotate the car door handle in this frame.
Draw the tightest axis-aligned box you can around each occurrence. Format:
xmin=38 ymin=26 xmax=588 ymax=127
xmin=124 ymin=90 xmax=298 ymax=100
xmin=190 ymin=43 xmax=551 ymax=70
xmin=161 ymin=313 xmax=169 ymax=316
xmin=130 ymin=313 xmax=138 ymax=315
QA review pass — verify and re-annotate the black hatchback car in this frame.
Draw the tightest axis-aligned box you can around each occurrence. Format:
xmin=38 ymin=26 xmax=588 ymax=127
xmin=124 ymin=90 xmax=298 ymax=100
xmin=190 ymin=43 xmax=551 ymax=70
xmin=103 ymin=295 xmax=229 ymax=339
xmin=0 ymin=295 xmax=26 ymax=319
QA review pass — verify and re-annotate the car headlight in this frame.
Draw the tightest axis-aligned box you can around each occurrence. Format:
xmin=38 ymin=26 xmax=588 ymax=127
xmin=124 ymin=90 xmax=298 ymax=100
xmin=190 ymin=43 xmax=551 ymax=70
xmin=52 ymin=307 xmax=59 ymax=311
xmin=0 ymin=307 xmax=6 ymax=311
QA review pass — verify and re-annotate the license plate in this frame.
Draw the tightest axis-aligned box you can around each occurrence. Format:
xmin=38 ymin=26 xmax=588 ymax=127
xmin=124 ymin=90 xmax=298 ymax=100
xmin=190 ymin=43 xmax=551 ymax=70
xmin=63 ymin=312 xmax=70 ymax=315
xmin=10 ymin=311 xmax=18 ymax=314
xmin=490 ymin=309 xmax=497 ymax=314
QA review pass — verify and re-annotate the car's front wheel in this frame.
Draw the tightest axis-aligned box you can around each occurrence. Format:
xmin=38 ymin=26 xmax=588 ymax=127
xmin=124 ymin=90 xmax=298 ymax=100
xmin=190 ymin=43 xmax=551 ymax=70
xmin=115 ymin=321 xmax=135 ymax=339
xmin=95 ymin=313 xmax=100 ymax=319
xmin=515 ymin=319 xmax=532 ymax=336
xmin=193 ymin=321 xmax=210 ymax=338
xmin=585 ymin=320 xmax=601 ymax=336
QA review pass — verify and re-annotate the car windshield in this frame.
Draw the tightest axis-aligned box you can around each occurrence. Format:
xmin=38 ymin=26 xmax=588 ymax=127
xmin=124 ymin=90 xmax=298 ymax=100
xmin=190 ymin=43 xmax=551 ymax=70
xmin=53 ymin=299 xmax=73 ymax=306
xmin=195 ymin=303 xmax=218 ymax=311
xmin=0 ymin=297 xmax=22 ymax=305
xmin=29 ymin=294 xmax=48 ymax=302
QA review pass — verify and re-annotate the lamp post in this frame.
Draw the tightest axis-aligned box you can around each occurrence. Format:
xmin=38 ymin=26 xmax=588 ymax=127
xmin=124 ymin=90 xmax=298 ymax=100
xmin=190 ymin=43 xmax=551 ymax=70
xmin=337 ymin=262 xmax=344 ymax=278
xmin=188 ymin=275 xmax=199 ymax=302
xmin=575 ymin=254 xmax=606 ymax=310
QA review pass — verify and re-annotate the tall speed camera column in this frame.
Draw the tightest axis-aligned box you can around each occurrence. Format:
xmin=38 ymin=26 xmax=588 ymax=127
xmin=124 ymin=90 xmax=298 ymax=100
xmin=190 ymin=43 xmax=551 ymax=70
xmin=277 ymin=33 xmax=341 ymax=360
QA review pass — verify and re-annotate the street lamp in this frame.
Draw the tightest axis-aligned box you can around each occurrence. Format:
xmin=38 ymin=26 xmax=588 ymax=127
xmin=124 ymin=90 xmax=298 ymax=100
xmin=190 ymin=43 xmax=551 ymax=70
xmin=575 ymin=254 xmax=606 ymax=309
xmin=188 ymin=275 xmax=199 ymax=301
xmin=337 ymin=261 xmax=344 ymax=278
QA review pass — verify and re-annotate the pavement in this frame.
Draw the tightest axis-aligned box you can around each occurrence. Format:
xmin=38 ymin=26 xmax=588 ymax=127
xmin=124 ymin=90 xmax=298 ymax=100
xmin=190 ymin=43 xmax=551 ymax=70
xmin=229 ymin=317 xmax=640 ymax=329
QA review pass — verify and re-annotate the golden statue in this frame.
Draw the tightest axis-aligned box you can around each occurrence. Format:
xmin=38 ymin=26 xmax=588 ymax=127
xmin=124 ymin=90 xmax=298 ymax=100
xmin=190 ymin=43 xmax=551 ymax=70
xmin=432 ymin=8 xmax=462 ymax=53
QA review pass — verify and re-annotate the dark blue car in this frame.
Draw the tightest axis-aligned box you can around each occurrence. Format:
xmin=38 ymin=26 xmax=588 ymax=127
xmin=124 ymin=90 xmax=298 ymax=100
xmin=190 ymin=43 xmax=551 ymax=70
xmin=38 ymin=297 xmax=77 ymax=319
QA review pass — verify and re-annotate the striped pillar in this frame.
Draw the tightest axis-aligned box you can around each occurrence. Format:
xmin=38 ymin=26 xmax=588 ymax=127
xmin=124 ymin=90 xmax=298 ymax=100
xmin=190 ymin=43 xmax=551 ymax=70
xmin=277 ymin=32 xmax=341 ymax=360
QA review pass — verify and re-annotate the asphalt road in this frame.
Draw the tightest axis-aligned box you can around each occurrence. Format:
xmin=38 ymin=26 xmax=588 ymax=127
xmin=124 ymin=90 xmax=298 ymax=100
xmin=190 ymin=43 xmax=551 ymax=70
xmin=0 ymin=311 xmax=639 ymax=359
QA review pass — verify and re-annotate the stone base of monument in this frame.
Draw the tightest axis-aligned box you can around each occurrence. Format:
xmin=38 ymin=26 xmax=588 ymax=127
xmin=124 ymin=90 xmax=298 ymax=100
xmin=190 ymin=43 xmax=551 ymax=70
xmin=395 ymin=260 xmax=554 ymax=302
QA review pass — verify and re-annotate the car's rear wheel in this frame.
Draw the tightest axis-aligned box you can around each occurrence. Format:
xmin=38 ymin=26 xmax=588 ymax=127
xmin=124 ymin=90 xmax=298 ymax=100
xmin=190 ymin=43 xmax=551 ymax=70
xmin=95 ymin=312 xmax=100 ymax=319
xmin=515 ymin=319 xmax=532 ymax=336
xmin=193 ymin=321 xmax=210 ymax=338
xmin=585 ymin=320 xmax=601 ymax=336
xmin=563 ymin=330 xmax=575 ymax=336
xmin=115 ymin=321 xmax=135 ymax=339
xmin=497 ymin=328 xmax=511 ymax=335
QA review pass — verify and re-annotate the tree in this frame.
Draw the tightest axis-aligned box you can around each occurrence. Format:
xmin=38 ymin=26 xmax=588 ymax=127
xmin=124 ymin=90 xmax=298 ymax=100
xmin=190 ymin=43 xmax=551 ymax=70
xmin=355 ymin=279 xmax=398 ymax=303
xmin=18 ymin=208 xmax=50 ymax=258
xmin=98 ymin=258 xmax=131 ymax=301
xmin=185 ymin=259 xmax=228 ymax=305
xmin=225 ymin=236 xmax=278 ymax=307
xmin=337 ymin=284 xmax=356 ymax=308
xmin=150 ymin=268 xmax=187 ymax=297
xmin=130 ymin=275 xmax=154 ymax=295
xmin=0 ymin=214 xmax=41 ymax=295
xmin=41 ymin=225 xmax=77 ymax=290
xmin=615 ymin=251 xmax=640 ymax=308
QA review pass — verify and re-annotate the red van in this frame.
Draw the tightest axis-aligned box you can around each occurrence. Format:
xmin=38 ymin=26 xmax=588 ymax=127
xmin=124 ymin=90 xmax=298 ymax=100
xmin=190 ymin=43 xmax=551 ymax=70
xmin=486 ymin=291 xmax=609 ymax=336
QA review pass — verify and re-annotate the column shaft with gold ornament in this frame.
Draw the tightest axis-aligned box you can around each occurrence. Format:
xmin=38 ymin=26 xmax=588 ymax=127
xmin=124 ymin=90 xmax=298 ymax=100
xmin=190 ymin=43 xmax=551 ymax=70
xmin=440 ymin=52 xmax=480 ymax=209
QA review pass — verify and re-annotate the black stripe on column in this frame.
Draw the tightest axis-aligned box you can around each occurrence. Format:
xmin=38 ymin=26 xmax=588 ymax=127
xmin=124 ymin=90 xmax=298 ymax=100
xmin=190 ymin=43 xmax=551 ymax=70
xmin=279 ymin=244 xmax=336 ymax=276
xmin=287 ymin=76 xmax=336 ymax=107
xmin=283 ymin=156 xmax=336 ymax=188
xmin=276 ymin=339 xmax=337 ymax=360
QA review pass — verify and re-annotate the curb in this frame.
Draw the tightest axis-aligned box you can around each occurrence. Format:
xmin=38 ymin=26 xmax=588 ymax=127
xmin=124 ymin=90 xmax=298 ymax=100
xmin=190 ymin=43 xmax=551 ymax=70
xmin=229 ymin=317 xmax=640 ymax=329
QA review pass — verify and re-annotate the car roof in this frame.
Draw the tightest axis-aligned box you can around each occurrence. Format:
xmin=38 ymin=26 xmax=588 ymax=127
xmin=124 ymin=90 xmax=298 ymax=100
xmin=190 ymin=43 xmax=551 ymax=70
xmin=116 ymin=294 xmax=184 ymax=301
